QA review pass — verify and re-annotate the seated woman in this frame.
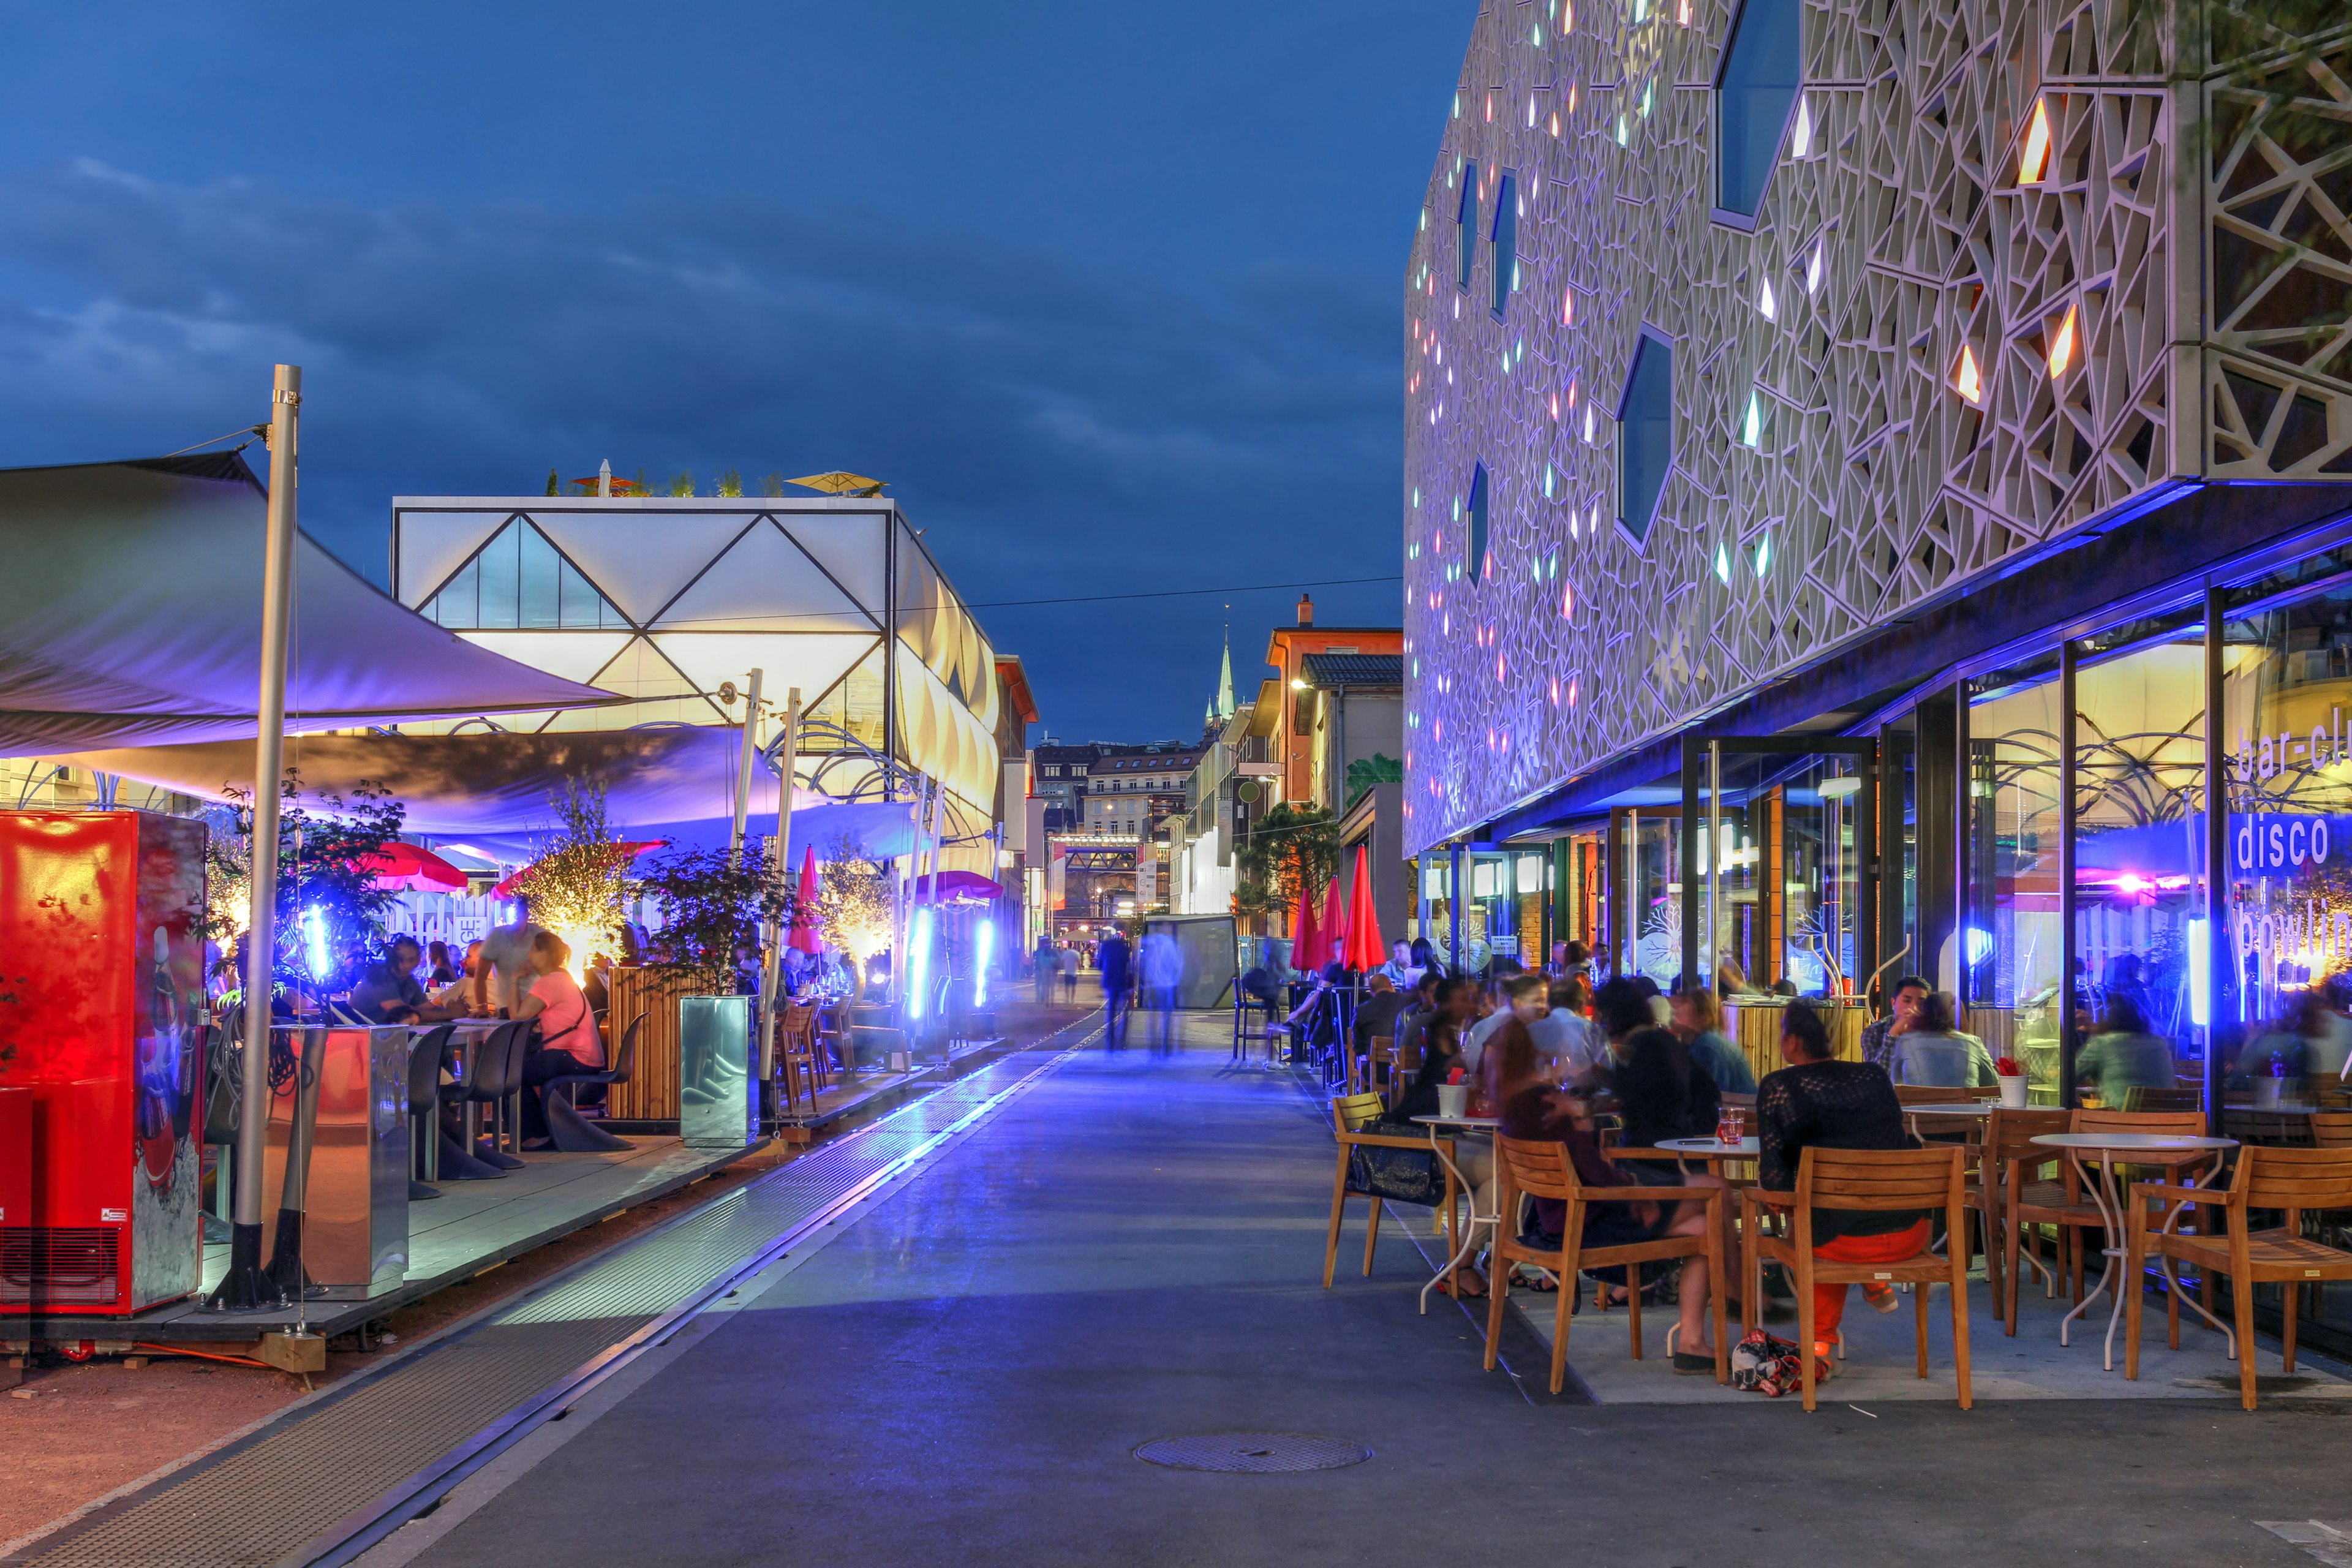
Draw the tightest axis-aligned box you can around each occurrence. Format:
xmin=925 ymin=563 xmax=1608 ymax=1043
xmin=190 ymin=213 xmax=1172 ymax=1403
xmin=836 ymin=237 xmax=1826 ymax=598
xmin=511 ymin=931 xmax=606 ymax=1149
xmin=1616 ymin=1023 xmax=1723 ymax=1147
xmin=1888 ymin=991 xmax=1996 ymax=1088
xmin=1757 ymin=1000 xmax=1924 ymax=1371
xmin=1495 ymin=1022 xmax=1724 ymax=1372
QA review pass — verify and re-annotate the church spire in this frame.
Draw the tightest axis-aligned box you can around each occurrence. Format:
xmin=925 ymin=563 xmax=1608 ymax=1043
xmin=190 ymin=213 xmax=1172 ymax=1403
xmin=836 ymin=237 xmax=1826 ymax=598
xmin=1215 ymin=621 xmax=1235 ymax=720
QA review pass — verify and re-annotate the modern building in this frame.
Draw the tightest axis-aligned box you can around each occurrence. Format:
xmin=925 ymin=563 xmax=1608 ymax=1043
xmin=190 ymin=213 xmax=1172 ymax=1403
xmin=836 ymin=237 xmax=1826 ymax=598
xmin=1404 ymin=2 xmax=2352 ymax=1109
xmin=388 ymin=484 xmax=1014 ymax=871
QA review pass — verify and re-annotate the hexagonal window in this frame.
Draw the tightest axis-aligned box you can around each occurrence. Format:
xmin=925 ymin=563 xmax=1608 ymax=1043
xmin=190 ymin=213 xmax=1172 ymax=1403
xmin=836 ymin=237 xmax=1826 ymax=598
xmin=1713 ymin=0 xmax=1801 ymax=222
xmin=1617 ymin=332 xmax=1673 ymax=543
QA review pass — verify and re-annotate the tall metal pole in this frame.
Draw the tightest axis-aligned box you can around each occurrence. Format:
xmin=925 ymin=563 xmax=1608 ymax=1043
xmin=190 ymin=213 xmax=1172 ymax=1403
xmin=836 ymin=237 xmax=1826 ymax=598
xmin=758 ymin=688 xmax=801 ymax=1096
xmin=209 ymin=363 xmax=300 ymax=1312
xmin=728 ymin=667 xmax=764 ymax=865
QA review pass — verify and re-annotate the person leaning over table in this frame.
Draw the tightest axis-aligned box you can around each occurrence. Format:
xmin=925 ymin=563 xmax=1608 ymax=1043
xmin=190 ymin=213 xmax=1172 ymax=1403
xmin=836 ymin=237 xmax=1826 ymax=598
xmin=476 ymin=897 xmax=551 ymax=1016
xmin=512 ymin=930 xmax=605 ymax=1149
xmin=1756 ymin=999 xmax=1926 ymax=1370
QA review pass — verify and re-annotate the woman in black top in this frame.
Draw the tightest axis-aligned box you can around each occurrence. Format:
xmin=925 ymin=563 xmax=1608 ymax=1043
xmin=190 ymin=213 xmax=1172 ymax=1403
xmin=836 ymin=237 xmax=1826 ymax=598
xmin=1612 ymin=1025 xmax=1721 ymax=1148
xmin=1755 ymin=1000 xmax=1924 ymax=1363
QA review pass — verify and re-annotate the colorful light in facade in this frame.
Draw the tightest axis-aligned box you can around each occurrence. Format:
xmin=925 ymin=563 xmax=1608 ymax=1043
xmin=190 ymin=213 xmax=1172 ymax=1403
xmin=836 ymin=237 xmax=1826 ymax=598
xmin=2047 ymin=303 xmax=2079 ymax=379
xmin=2018 ymin=98 xmax=2052 ymax=184
xmin=1953 ymin=342 xmax=1983 ymax=404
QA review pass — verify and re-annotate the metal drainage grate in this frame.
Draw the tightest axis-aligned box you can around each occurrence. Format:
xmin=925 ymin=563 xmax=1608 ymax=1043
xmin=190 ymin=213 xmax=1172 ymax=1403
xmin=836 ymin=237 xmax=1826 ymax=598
xmin=1134 ymin=1433 xmax=1371 ymax=1474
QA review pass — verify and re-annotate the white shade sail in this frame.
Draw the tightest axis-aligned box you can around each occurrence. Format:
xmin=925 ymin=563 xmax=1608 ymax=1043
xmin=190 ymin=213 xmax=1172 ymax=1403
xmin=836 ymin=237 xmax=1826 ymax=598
xmin=0 ymin=454 xmax=619 ymax=755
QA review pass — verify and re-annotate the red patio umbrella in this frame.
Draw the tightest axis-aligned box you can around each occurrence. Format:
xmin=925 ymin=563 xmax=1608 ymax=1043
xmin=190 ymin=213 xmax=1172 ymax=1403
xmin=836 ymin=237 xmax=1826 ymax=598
xmin=355 ymin=840 xmax=468 ymax=892
xmin=1289 ymin=880 xmax=1321 ymax=973
xmin=788 ymin=845 xmax=823 ymax=954
xmin=1342 ymin=845 xmax=1385 ymax=971
xmin=1317 ymin=874 xmax=1346 ymax=974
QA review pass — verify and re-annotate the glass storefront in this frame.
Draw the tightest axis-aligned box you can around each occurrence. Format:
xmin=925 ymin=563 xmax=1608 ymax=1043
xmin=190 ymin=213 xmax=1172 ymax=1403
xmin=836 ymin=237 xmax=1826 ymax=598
xmin=1966 ymin=658 xmax=2064 ymax=1098
xmin=2073 ymin=619 xmax=2209 ymax=1104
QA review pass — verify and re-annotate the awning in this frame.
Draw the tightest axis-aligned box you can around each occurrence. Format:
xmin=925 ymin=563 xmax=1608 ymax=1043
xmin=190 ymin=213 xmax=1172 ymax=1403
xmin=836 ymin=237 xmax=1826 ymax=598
xmin=0 ymin=453 xmax=618 ymax=755
xmin=63 ymin=726 xmax=933 ymax=859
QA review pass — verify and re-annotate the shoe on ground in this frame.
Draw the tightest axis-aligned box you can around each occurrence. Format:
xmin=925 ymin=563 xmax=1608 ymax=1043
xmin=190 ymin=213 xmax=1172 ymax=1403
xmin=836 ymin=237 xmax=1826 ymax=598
xmin=1863 ymin=1282 xmax=1901 ymax=1314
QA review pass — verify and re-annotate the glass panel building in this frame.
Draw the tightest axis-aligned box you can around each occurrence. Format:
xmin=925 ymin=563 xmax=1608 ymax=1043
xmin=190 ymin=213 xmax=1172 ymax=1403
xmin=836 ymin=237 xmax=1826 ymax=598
xmin=1403 ymin=1 xmax=2352 ymax=1125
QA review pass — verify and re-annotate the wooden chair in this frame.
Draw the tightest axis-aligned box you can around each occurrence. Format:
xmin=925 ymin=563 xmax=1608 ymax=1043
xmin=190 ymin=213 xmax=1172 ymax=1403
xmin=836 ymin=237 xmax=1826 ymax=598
xmin=1483 ymin=1135 xmax=1728 ymax=1394
xmin=1363 ymin=1035 xmax=1396 ymax=1099
xmin=2126 ymin=1144 xmax=2352 ymax=1409
xmin=1741 ymin=1147 xmax=1973 ymax=1411
xmin=1892 ymin=1084 xmax=1997 ymax=1105
xmin=1323 ymin=1093 xmax=1455 ymax=1289
xmin=777 ymin=1001 xmax=824 ymax=1106
xmin=1384 ymin=1038 xmax=1423 ymax=1110
xmin=1974 ymin=1106 xmax=2072 ymax=1333
xmin=2124 ymin=1085 xmax=2204 ymax=1113
xmin=2064 ymin=1109 xmax=2217 ymax=1301
xmin=2313 ymin=1112 xmax=2352 ymax=1148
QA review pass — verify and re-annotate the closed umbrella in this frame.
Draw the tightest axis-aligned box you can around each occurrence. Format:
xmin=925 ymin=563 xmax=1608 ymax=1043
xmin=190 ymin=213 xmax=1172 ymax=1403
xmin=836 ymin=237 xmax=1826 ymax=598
xmin=1289 ymin=880 xmax=1320 ymax=974
xmin=790 ymin=845 xmax=823 ymax=954
xmin=1318 ymin=875 xmax=1346 ymax=974
xmin=1343 ymin=845 xmax=1385 ymax=971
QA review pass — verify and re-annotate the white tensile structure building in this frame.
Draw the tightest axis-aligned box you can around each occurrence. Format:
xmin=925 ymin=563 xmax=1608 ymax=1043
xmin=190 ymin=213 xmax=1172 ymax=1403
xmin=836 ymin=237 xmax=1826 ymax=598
xmin=389 ymin=487 xmax=1009 ymax=873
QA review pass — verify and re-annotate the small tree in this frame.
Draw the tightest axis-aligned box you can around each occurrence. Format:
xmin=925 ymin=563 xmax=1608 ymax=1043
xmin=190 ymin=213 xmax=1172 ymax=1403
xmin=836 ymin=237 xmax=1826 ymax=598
xmin=1232 ymin=803 xmax=1337 ymax=932
xmin=545 ymin=467 xmax=560 ymax=496
xmin=760 ymin=472 xmax=785 ymax=497
xmin=812 ymin=832 xmax=893 ymax=995
xmin=717 ymin=469 xmax=744 ymax=497
xmin=501 ymin=782 xmax=632 ymax=960
xmin=206 ymin=773 xmax=410 ymax=993
xmin=630 ymin=839 xmax=794 ymax=995
xmin=667 ymin=470 xmax=695 ymax=497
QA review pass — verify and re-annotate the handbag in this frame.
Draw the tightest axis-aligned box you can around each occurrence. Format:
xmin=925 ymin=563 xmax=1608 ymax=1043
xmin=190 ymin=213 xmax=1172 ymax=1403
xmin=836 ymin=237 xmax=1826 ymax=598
xmin=1730 ymin=1329 xmax=1830 ymax=1397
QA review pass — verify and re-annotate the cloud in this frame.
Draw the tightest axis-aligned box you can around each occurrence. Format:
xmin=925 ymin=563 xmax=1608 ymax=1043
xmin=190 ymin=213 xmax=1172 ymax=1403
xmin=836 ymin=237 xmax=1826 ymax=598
xmin=0 ymin=159 xmax=1403 ymax=736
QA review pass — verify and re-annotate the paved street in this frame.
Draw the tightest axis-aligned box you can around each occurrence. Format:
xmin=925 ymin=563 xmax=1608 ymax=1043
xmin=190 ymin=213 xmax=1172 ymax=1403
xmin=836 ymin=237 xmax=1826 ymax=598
xmin=381 ymin=1019 xmax=2340 ymax=1568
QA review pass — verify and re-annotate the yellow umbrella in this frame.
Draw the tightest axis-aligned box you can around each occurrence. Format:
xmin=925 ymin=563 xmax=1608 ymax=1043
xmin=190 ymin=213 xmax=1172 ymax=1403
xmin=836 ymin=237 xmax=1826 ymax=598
xmin=790 ymin=471 xmax=888 ymax=497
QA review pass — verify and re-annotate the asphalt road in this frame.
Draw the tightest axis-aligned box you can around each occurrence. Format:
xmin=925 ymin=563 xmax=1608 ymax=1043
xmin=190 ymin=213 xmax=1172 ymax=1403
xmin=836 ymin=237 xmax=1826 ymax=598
xmin=392 ymin=1019 xmax=2337 ymax=1568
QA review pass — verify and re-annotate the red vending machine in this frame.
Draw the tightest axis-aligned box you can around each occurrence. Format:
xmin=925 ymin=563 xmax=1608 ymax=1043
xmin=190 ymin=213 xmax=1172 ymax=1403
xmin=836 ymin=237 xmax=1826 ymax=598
xmin=0 ymin=811 xmax=208 ymax=1316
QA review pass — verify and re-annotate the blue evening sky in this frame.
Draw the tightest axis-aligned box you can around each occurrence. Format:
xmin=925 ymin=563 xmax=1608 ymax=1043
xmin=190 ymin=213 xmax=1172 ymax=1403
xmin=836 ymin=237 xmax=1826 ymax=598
xmin=0 ymin=2 xmax=1465 ymax=741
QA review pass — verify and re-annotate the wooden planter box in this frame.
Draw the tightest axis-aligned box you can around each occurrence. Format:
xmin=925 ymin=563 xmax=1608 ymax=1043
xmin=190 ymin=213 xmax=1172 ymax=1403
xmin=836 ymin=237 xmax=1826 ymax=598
xmin=604 ymin=965 xmax=731 ymax=1124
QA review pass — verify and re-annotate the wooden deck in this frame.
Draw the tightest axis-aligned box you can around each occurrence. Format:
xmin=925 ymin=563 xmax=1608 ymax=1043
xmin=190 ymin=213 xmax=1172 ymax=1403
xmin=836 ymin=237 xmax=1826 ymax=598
xmin=19 ymin=1136 xmax=763 ymax=1344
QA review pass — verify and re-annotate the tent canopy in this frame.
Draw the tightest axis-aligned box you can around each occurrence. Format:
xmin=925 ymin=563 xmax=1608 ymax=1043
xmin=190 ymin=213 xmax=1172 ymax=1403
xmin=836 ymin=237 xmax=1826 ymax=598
xmin=0 ymin=453 xmax=617 ymax=755
xmin=62 ymin=726 xmax=930 ymax=858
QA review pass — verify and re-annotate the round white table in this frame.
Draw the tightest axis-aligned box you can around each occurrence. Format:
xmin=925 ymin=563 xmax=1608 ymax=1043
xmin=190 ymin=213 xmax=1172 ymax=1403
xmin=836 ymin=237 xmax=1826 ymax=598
xmin=1654 ymin=1136 xmax=1762 ymax=1167
xmin=1410 ymin=1114 xmax=1501 ymax=1312
xmin=1903 ymin=1102 xmax=1997 ymax=1116
xmin=2029 ymin=1131 xmax=2237 ymax=1370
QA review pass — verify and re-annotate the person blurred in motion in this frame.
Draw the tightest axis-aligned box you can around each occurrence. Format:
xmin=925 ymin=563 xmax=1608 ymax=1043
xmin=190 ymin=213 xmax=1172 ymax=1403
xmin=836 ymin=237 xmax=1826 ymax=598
xmin=1671 ymin=986 xmax=1756 ymax=1096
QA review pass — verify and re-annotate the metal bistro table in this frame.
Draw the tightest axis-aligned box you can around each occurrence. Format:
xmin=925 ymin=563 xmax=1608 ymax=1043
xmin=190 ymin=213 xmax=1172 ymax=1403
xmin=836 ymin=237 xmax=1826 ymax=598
xmin=1409 ymin=1114 xmax=1501 ymax=1314
xmin=1654 ymin=1135 xmax=1761 ymax=1169
xmin=2029 ymin=1131 xmax=2239 ymax=1371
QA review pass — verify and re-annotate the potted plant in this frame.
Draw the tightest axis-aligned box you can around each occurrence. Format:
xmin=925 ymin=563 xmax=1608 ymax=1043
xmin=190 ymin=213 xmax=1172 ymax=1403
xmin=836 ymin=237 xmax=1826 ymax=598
xmin=628 ymin=838 xmax=793 ymax=1145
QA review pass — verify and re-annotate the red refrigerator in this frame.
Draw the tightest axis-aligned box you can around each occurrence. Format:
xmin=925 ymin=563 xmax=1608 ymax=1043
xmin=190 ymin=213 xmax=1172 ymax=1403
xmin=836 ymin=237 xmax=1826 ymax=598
xmin=0 ymin=812 xmax=208 ymax=1316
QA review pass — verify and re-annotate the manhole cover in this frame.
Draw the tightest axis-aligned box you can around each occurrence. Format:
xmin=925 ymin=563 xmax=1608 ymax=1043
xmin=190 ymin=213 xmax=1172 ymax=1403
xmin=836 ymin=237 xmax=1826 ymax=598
xmin=1134 ymin=1433 xmax=1371 ymax=1473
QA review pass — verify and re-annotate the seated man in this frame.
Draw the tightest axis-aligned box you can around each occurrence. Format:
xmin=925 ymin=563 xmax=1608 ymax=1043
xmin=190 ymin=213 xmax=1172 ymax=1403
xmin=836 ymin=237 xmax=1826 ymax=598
xmin=350 ymin=936 xmax=469 ymax=1025
xmin=1757 ymin=1000 xmax=1924 ymax=1369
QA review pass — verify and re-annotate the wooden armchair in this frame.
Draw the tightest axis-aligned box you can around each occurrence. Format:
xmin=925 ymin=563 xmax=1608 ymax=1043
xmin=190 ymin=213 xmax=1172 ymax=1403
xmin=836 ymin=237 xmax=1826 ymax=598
xmin=1483 ymin=1134 xmax=1728 ymax=1394
xmin=1323 ymin=1093 xmax=1454 ymax=1289
xmin=1741 ymin=1147 xmax=1973 ymax=1412
xmin=1974 ymin=1106 xmax=2072 ymax=1332
xmin=2125 ymin=1144 xmax=2352 ymax=1409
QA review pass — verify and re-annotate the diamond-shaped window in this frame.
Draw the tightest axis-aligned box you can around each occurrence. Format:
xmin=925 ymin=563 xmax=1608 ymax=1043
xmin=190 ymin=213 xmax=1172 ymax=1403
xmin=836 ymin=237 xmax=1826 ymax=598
xmin=1617 ymin=333 xmax=1674 ymax=543
xmin=1714 ymin=0 xmax=1801 ymax=221
xmin=421 ymin=516 xmax=629 ymax=630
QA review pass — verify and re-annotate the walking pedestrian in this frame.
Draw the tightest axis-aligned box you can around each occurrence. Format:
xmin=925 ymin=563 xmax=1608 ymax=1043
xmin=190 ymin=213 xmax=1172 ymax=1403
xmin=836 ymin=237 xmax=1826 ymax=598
xmin=1033 ymin=932 xmax=1057 ymax=1004
xmin=1139 ymin=927 xmax=1184 ymax=1051
xmin=1099 ymin=927 xmax=1134 ymax=1046
xmin=1058 ymin=942 xmax=1079 ymax=1002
